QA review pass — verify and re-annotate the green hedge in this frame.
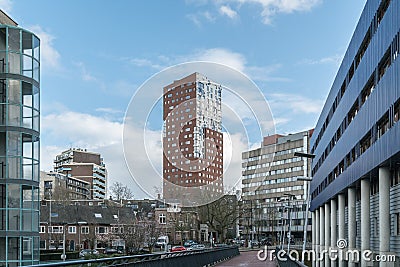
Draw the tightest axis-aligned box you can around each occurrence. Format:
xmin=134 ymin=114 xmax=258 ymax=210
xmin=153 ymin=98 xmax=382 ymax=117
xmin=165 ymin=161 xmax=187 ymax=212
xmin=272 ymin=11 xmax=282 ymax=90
xmin=40 ymin=251 xmax=79 ymax=261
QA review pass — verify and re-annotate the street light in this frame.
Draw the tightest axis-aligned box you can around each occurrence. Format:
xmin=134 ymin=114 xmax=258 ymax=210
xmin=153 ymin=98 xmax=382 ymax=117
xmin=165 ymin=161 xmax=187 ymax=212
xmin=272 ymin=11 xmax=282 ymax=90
xmin=284 ymin=193 xmax=295 ymax=253
xmin=294 ymin=151 xmax=315 ymax=263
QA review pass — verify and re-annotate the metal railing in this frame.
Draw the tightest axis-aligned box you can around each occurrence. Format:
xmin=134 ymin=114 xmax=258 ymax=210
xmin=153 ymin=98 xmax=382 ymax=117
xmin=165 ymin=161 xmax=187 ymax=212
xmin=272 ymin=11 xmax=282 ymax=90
xmin=28 ymin=246 xmax=240 ymax=267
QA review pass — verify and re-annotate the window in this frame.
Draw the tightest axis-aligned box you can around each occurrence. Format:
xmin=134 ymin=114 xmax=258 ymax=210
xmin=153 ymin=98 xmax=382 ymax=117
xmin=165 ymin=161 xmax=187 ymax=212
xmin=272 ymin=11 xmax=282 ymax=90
xmin=159 ymin=213 xmax=166 ymax=224
xmin=81 ymin=226 xmax=89 ymax=234
xmin=39 ymin=226 xmax=46 ymax=233
xmin=68 ymin=226 xmax=76 ymax=234
xmin=48 ymin=226 xmax=63 ymax=233
xmin=95 ymin=226 xmax=108 ymax=234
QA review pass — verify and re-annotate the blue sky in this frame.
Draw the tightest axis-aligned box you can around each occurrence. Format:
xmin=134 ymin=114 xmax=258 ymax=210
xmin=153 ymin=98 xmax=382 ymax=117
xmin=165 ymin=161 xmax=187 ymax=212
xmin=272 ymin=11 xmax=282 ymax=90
xmin=1 ymin=0 xmax=366 ymax=198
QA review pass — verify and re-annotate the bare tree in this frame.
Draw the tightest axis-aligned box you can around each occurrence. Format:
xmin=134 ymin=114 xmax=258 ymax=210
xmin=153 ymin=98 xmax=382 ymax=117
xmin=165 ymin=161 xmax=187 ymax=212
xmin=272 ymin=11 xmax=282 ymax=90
xmin=198 ymin=195 xmax=240 ymax=243
xmin=109 ymin=182 xmax=134 ymax=201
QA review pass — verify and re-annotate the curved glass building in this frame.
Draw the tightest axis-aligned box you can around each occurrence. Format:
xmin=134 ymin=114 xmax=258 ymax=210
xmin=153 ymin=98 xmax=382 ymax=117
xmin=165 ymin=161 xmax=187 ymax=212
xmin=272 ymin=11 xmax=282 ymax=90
xmin=0 ymin=18 xmax=40 ymax=267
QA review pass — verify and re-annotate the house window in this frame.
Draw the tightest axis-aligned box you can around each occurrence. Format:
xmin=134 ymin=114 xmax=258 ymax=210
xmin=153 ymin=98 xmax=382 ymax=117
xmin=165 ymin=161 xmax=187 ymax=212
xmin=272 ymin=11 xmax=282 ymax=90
xmin=159 ymin=213 xmax=166 ymax=224
xmin=81 ymin=226 xmax=89 ymax=234
xmin=68 ymin=226 xmax=76 ymax=234
xmin=95 ymin=226 xmax=108 ymax=234
xmin=39 ymin=226 xmax=46 ymax=233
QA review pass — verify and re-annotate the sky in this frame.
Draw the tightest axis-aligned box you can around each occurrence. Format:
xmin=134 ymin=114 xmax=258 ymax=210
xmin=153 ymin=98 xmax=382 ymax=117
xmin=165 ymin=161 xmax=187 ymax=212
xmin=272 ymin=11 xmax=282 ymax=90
xmin=0 ymin=0 xmax=366 ymax=199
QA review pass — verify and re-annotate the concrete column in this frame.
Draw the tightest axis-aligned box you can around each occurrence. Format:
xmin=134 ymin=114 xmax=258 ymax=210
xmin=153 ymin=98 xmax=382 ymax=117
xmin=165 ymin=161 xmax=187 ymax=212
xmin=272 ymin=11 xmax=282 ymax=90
xmin=320 ymin=206 xmax=325 ymax=266
xmin=325 ymin=203 xmax=331 ymax=267
xmin=331 ymin=198 xmax=337 ymax=267
xmin=315 ymin=209 xmax=320 ymax=267
xmin=338 ymin=194 xmax=345 ymax=267
xmin=348 ymin=187 xmax=356 ymax=267
xmin=361 ymin=179 xmax=370 ymax=267
xmin=379 ymin=167 xmax=390 ymax=254
xmin=312 ymin=211 xmax=316 ymax=267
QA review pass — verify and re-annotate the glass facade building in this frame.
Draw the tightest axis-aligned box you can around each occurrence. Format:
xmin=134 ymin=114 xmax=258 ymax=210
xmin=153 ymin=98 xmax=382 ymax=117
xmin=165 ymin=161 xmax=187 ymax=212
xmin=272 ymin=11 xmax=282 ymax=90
xmin=0 ymin=25 xmax=40 ymax=266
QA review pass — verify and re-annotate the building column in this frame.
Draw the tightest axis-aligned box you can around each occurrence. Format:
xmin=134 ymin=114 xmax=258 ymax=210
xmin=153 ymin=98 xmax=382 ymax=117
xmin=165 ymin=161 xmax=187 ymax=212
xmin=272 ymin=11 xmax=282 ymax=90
xmin=331 ymin=198 xmax=337 ymax=267
xmin=338 ymin=194 xmax=345 ymax=267
xmin=312 ymin=211 xmax=316 ymax=267
xmin=379 ymin=167 xmax=390 ymax=263
xmin=320 ymin=206 xmax=325 ymax=266
xmin=325 ymin=203 xmax=331 ymax=267
xmin=315 ymin=209 xmax=320 ymax=267
xmin=361 ymin=178 xmax=371 ymax=267
xmin=348 ymin=187 xmax=356 ymax=267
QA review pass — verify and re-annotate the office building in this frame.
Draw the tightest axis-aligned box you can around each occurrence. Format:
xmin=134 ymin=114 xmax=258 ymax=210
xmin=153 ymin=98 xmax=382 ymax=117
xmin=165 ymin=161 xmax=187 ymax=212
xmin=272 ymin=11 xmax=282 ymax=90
xmin=40 ymin=171 xmax=91 ymax=200
xmin=162 ymin=73 xmax=223 ymax=201
xmin=54 ymin=148 xmax=107 ymax=199
xmin=0 ymin=10 xmax=41 ymax=266
xmin=309 ymin=0 xmax=400 ymax=264
xmin=241 ymin=130 xmax=312 ymax=243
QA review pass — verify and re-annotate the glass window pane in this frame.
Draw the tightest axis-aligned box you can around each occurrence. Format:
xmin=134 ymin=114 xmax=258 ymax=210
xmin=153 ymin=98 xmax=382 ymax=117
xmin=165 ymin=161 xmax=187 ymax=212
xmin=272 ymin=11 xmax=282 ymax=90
xmin=0 ymin=237 xmax=5 ymax=260
xmin=8 ymin=237 xmax=20 ymax=260
xmin=33 ymin=138 xmax=38 ymax=161
xmin=33 ymin=161 xmax=39 ymax=182
xmin=7 ymin=131 xmax=21 ymax=156
xmin=22 ymin=31 xmax=32 ymax=56
xmin=0 ymin=79 xmax=5 ymax=104
xmin=8 ymin=104 xmax=20 ymax=126
xmin=8 ymin=157 xmax=20 ymax=179
xmin=33 ymin=60 xmax=39 ymax=82
xmin=7 ymin=184 xmax=20 ymax=208
xmin=32 ymin=188 xmax=38 ymax=210
xmin=33 ymin=110 xmax=39 ymax=131
xmin=33 ymin=36 xmax=39 ymax=61
xmin=22 ymin=210 xmax=32 ymax=231
xmin=8 ymin=79 xmax=20 ymax=104
xmin=23 ymin=138 xmax=32 ymax=158
xmin=0 ymin=104 xmax=5 ymax=125
xmin=8 ymin=28 xmax=20 ymax=52
xmin=32 ymin=85 xmax=38 ymax=110
xmin=33 ymin=236 xmax=39 ymax=260
xmin=22 ymin=158 xmax=32 ymax=180
xmin=0 ymin=51 xmax=5 ymax=73
xmin=0 ymin=28 xmax=6 ymax=51
xmin=22 ymin=81 xmax=32 ymax=107
xmin=22 ymin=106 xmax=32 ymax=129
xmin=8 ymin=209 xmax=20 ymax=230
xmin=22 ymin=55 xmax=32 ymax=78
xmin=32 ymin=211 xmax=38 ymax=231
xmin=8 ymin=52 xmax=20 ymax=74
xmin=22 ymin=185 xmax=32 ymax=209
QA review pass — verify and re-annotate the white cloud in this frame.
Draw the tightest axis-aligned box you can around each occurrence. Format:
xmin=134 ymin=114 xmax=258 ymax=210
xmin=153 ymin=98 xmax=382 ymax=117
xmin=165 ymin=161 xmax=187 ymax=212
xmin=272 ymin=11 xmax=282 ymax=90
xmin=28 ymin=25 xmax=61 ymax=69
xmin=219 ymin=5 xmax=238 ymax=19
xmin=298 ymin=54 xmax=343 ymax=66
xmin=268 ymin=93 xmax=324 ymax=114
xmin=0 ymin=0 xmax=12 ymax=14
xmin=237 ymin=0 xmax=321 ymax=24
xmin=186 ymin=11 xmax=216 ymax=27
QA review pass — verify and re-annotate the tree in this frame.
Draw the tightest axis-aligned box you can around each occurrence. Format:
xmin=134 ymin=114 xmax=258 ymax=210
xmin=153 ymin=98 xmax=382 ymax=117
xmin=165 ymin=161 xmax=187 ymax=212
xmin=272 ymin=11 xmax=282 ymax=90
xmin=198 ymin=195 xmax=240 ymax=243
xmin=109 ymin=182 xmax=134 ymax=201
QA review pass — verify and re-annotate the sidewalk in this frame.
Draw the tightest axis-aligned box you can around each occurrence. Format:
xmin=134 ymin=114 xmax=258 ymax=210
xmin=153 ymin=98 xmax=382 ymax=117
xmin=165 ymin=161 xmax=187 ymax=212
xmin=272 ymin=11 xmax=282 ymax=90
xmin=217 ymin=250 xmax=276 ymax=267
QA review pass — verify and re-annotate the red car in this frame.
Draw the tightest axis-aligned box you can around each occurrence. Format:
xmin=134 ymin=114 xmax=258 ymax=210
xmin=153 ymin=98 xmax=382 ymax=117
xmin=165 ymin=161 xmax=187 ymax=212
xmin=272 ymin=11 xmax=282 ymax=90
xmin=170 ymin=246 xmax=186 ymax=252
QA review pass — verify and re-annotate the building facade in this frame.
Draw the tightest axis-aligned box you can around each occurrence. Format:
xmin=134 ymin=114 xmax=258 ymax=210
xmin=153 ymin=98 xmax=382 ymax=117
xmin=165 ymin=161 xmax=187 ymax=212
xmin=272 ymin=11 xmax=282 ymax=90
xmin=54 ymin=148 xmax=107 ymax=199
xmin=0 ymin=11 xmax=41 ymax=267
xmin=309 ymin=0 xmax=400 ymax=265
xmin=40 ymin=171 xmax=91 ymax=200
xmin=162 ymin=73 xmax=223 ymax=201
xmin=241 ymin=131 xmax=312 ymax=244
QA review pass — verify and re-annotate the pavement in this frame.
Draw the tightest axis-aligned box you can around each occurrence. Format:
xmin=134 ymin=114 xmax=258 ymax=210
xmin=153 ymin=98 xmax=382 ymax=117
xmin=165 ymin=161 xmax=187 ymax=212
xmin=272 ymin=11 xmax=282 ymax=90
xmin=216 ymin=249 xmax=277 ymax=267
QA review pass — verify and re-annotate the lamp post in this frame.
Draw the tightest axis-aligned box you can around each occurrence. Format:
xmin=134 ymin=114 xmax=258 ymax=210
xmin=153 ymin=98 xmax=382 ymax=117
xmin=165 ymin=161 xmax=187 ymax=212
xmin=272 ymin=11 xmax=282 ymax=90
xmin=294 ymin=151 xmax=315 ymax=263
xmin=284 ymin=193 xmax=295 ymax=253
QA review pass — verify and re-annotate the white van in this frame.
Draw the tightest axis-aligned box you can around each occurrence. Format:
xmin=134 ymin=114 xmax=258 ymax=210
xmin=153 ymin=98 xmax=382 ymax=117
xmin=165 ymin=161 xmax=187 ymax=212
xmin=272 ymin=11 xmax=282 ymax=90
xmin=155 ymin=236 xmax=169 ymax=248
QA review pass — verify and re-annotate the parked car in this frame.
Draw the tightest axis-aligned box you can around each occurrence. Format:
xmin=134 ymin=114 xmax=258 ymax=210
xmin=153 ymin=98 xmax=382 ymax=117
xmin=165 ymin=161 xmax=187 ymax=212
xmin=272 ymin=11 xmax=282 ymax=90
xmin=79 ymin=249 xmax=99 ymax=257
xmin=170 ymin=246 xmax=186 ymax=252
xmin=104 ymin=247 xmax=122 ymax=254
xmin=155 ymin=236 xmax=169 ymax=248
xmin=184 ymin=240 xmax=197 ymax=247
xmin=191 ymin=244 xmax=205 ymax=250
